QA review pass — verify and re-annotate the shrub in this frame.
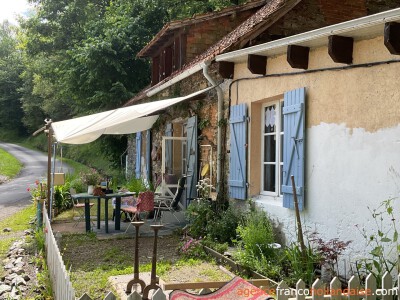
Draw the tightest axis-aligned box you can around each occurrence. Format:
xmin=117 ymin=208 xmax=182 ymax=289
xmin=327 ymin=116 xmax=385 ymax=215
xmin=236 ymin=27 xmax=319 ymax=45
xmin=185 ymin=200 xmax=213 ymax=238
xmin=179 ymin=237 xmax=208 ymax=260
xmin=206 ymin=206 xmax=242 ymax=244
xmin=236 ymin=209 xmax=275 ymax=259
xmin=283 ymin=242 xmax=321 ymax=287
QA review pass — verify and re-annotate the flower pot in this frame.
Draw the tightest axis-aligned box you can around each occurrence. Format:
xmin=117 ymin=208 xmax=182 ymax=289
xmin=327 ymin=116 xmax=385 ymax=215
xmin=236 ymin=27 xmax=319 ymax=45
xmin=87 ymin=185 xmax=94 ymax=195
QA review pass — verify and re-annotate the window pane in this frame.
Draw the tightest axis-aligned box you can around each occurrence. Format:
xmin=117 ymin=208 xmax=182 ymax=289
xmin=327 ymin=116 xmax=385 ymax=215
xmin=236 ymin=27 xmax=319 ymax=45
xmin=280 ymin=134 xmax=284 ymax=163
xmin=263 ymin=164 xmax=276 ymax=192
xmin=264 ymin=135 xmax=276 ymax=162
xmin=280 ymin=102 xmax=284 ymax=132
xmin=264 ymin=105 xmax=276 ymax=133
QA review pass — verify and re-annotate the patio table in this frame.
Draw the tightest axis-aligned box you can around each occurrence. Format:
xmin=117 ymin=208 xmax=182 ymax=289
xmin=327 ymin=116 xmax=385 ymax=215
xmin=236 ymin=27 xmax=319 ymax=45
xmin=71 ymin=192 xmax=135 ymax=233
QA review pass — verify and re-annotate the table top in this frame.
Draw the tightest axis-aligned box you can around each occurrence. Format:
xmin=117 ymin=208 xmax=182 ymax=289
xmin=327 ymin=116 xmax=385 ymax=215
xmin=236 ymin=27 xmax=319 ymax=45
xmin=72 ymin=192 xmax=136 ymax=199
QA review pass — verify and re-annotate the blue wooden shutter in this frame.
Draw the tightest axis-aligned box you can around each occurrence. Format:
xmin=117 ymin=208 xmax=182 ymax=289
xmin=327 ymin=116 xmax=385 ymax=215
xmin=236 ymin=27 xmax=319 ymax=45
xmin=135 ymin=132 xmax=142 ymax=179
xmin=229 ymin=103 xmax=247 ymax=200
xmin=282 ymin=87 xmax=306 ymax=210
xmin=146 ymin=130 xmax=151 ymax=180
xmin=186 ymin=116 xmax=198 ymax=199
xmin=165 ymin=123 xmax=173 ymax=174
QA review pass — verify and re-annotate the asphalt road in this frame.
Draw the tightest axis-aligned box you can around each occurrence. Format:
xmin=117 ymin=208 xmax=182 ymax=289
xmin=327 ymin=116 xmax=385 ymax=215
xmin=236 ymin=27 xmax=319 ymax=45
xmin=0 ymin=142 xmax=72 ymax=220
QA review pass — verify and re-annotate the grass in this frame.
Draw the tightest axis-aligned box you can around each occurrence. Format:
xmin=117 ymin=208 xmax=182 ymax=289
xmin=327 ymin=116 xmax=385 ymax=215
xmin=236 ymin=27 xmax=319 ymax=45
xmin=0 ymin=205 xmax=36 ymax=278
xmin=0 ymin=147 xmax=23 ymax=178
xmin=0 ymin=204 xmax=36 ymax=233
xmin=59 ymin=232 xmax=230 ymax=299
xmin=54 ymin=200 xmax=115 ymax=221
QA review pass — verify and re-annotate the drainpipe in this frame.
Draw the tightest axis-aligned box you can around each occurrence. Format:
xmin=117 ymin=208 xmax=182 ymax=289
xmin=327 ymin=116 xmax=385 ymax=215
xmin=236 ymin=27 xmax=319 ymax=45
xmin=202 ymin=61 xmax=223 ymax=192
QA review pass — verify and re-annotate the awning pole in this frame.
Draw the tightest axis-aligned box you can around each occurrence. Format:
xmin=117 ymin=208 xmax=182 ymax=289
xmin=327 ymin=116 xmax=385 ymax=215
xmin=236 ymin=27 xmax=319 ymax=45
xmin=45 ymin=120 xmax=53 ymax=213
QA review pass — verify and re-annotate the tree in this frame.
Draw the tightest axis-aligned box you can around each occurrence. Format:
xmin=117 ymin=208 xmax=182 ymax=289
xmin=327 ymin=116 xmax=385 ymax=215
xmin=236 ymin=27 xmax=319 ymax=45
xmin=0 ymin=21 xmax=25 ymax=135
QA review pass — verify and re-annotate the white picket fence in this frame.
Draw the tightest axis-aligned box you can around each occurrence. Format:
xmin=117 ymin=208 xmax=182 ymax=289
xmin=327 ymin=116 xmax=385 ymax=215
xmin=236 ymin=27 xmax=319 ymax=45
xmin=42 ymin=206 xmax=171 ymax=300
xmin=43 ymin=206 xmax=399 ymax=300
xmin=275 ymin=273 xmax=399 ymax=300
xmin=44 ymin=205 xmax=76 ymax=300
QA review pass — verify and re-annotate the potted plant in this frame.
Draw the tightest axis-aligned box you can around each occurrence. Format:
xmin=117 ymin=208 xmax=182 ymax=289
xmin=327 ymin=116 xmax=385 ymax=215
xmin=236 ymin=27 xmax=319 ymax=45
xmin=80 ymin=168 xmax=101 ymax=194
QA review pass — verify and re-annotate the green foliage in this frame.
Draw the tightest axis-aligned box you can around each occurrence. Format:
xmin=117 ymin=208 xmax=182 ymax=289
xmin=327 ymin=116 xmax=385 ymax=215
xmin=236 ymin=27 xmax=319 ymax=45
xmin=125 ymin=177 xmax=147 ymax=194
xmin=0 ymin=147 xmax=23 ymax=178
xmin=353 ymin=198 xmax=399 ymax=285
xmin=80 ymin=168 xmax=102 ymax=186
xmin=233 ymin=209 xmax=283 ymax=280
xmin=236 ymin=209 xmax=275 ymax=258
xmin=283 ymin=242 xmax=321 ymax=287
xmin=207 ymin=205 xmax=242 ymax=244
xmin=185 ymin=200 xmax=214 ymax=238
xmin=179 ymin=237 xmax=209 ymax=260
xmin=0 ymin=22 xmax=26 ymax=135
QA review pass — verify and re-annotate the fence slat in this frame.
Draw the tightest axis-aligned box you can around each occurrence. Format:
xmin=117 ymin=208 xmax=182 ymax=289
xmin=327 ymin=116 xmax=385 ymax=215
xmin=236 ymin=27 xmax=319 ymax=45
xmin=151 ymin=288 xmax=167 ymax=300
xmin=127 ymin=291 xmax=143 ymax=300
xmin=348 ymin=276 xmax=360 ymax=300
xmin=277 ymin=281 xmax=290 ymax=300
xmin=365 ymin=273 xmax=376 ymax=300
xmin=77 ymin=292 xmax=92 ymax=300
xmin=330 ymin=277 xmax=341 ymax=300
xmin=104 ymin=291 xmax=117 ymax=300
xmin=296 ymin=279 xmax=306 ymax=300
xmin=382 ymin=272 xmax=393 ymax=300
xmin=199 ymin=288 xmax=212 ymax=295
xmin=311 ymin=279 xmax=323 ymax=300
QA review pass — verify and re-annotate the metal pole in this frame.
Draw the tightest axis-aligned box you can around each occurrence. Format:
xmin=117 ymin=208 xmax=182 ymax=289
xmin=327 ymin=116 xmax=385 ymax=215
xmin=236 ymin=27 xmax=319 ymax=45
xmin=126 ymin=221 xmax=146 ymax=294
xmin=46 ymin=123 xmax=53 ymax=213
xmin=142 ymin=224 xmax=163 ymax=300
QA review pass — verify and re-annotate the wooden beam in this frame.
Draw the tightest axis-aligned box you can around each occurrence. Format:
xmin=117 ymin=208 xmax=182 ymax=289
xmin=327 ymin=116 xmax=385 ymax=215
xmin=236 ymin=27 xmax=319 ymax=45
xmin=218 ymin=61 xmax=234 ymax=79
xmin=163 ymin=279 xmax=274 ymax=291
xmin=328 ymin=35 xmax=353 ymax=64
xmin=287 ymin=45 xmax=309 ymax=69
xmin=384 ymin=22 xmax=400 ymax=55
xmin=247 ymin=54 xmax=267 ymax=75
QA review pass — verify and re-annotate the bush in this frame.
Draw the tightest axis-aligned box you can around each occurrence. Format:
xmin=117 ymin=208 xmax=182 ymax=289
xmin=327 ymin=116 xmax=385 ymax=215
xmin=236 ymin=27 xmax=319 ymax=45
xmin=236 ymin=209 xmax=275 ymax=258
xmin=207 ymin=206 xmax=242 ymax=244
xmin=185 ymin=200 xmax=214 ymax=238
xmin=283 ymin=242 xmax=321 ymax=287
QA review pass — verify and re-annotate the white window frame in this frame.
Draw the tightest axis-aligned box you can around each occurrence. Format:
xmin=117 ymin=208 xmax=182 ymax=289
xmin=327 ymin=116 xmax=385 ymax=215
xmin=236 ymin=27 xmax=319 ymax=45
xmin=261 ymin=100 xmax=284 ymax=197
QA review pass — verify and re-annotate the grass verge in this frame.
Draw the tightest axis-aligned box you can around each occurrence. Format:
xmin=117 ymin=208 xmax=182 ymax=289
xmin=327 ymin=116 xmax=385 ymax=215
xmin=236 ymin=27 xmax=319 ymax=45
xmin=0 ymin=147 xmax=23 ymax=178
xmin=0 ymin=205 xmax=36 ymax=278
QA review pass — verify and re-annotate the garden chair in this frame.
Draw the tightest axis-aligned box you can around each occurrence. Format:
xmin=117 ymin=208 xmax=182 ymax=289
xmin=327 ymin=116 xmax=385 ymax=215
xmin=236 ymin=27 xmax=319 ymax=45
xmin=123 ymin=190 xmax=154 ymax=233
xmin=70 ymin=188 xmax=94 ymax=227
xmin=153 ymin=176 xmax=186 ymax=223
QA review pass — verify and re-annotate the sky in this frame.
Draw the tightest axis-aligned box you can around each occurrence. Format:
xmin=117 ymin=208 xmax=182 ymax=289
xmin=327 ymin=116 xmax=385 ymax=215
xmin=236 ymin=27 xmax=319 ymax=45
xmin=0 ymin=0 xmax=34 ymax=25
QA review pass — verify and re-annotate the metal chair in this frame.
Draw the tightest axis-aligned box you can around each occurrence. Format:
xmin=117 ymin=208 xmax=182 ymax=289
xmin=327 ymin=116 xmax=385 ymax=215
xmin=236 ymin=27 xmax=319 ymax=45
xmin=70 ymin=188 xmax=94 ymax=227
xmin=153 ymin=176 xmax=186 ymax=223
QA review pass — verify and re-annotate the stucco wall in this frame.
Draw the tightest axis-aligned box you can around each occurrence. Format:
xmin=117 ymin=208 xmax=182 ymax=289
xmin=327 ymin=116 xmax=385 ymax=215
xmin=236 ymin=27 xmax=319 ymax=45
xmin=230 ymin=35 xmax=400 ymax=274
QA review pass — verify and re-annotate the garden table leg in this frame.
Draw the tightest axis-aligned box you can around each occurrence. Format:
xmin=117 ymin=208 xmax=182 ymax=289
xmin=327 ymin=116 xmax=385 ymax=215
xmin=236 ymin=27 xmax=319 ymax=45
xmin=105 ymin=198 xmax=109 ymax=233
xmin=115 ymin=196 xmax=121 ymax=230
xmin=97 ymin=198 xmax=101 ymax=229
xmin=84 ymin=199 xmax=90 ymax=232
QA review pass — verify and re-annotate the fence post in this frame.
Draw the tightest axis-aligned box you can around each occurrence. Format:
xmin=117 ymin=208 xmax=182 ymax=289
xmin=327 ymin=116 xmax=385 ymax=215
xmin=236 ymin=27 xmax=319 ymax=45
xmin=277 ymin=281 xmax=290 ymax=300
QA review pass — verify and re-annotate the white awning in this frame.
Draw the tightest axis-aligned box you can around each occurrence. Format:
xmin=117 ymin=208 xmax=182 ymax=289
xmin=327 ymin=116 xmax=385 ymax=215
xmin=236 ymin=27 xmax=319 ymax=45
xmin=51 ymin=87 xmax=213 ymax=144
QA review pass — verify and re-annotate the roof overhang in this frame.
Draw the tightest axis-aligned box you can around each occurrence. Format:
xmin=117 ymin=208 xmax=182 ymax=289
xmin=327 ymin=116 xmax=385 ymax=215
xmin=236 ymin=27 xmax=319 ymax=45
xmin=216 ymin=7 xmax=400 ymax=63
xmin=51 ymin=87 xmax=213 ymax=144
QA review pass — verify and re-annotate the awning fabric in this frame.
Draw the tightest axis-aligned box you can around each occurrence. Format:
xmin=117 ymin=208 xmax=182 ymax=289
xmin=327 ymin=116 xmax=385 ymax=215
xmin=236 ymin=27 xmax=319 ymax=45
xmin=51 ymin=87 xmax=213 ymax=144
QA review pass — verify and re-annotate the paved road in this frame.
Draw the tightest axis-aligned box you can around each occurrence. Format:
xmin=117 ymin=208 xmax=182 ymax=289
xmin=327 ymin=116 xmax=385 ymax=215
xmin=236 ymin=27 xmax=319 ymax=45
xmin=0 ymin=142 xmax=72 ymax=219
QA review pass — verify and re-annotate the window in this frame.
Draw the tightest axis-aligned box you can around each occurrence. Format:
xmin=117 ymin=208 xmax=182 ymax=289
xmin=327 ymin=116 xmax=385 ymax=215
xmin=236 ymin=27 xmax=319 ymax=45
xmin=261 ymin=100 xmax=284 ymax=196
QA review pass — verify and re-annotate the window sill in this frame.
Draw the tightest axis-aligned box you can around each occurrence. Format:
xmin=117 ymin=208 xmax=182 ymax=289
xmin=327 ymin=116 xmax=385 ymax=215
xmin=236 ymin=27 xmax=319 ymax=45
xmin=253 ymin=194 xmax=283 ymax=207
